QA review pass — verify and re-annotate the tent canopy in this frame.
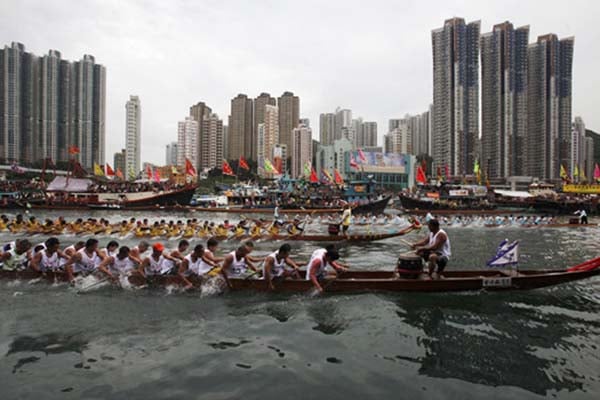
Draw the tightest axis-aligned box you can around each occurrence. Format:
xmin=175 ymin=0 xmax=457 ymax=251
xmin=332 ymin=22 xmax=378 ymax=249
xmin=47 ymin=176 xmax=93 ymax=192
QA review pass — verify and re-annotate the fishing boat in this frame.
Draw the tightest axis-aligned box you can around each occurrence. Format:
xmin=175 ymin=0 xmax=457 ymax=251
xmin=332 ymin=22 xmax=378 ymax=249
xmin=2 ymin=255 xmax=598 ymax=293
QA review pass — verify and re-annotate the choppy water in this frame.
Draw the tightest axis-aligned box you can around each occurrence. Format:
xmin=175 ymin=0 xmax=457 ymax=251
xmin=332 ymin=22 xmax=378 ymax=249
xmin=0 ymin=210 xmax=599 ymax=399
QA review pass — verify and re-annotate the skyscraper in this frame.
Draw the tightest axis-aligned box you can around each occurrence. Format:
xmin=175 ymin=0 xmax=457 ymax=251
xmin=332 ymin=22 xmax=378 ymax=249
xmin=124 ymin=96 xmax=141 ymax=178
xmin=355 ymin=121 xmax=378 ymax=148
xmin=481 ymin=22 xmax=529 ymax=178
xmin=177 ymin=117 xmax=199 ymax=168
xmin=432 ymin=18 xmax=480 ymax=176
xmin=253 ymin=93 xmax=276 ymax=160
xmin=189 ymin=101 xmax=212 ymax=170
xmin=166 ymin=142 xmax=178 ymax=165
xmin=334 ymin=108 xmax=352 ymax=141
xmin=319 ymin=113 xmax=335 ymax=145
xmin=291 ymin=124 xmax=313 ymax=178
xmin=228 ymin=94 xmax=253 ymax=161
xmin=571 ymin=117 xmax=586 ymax=177
xmin=526 ymin=34 xmax=574 ymax=179
xmin=0 ymin=42 xmax=105 ymax=168
xmin=256 ymin=104 xmax=279 ymax=172
xmin=278 ymin=91 xmax=300 ymax=158
xmin=200 ymin=113 xmax=224 ymax=170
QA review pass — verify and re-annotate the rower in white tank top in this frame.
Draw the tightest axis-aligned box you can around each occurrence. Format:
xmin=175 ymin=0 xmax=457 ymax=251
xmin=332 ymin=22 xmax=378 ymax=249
xmin=196 ymin=249 xmax=216 ymax=275
xmin=110 ymin=257 xmax=135 ymax=275
xmin=183 ymin=253 xmax=209 ymax=276
xmin=305 ymin=248 xmax=328 ymax=280
xmin=73 ymin=248 xmax=101 ymax=274
xmin=263 ymin=250 xmax=286 ymax=278
xmin=226 ymin=250 xmax=248 ymax=277
xmin=428 ymin=229 xmax=451 ymax=258
xmin=39 ymin=250 xmax=60 ymax=272
xmin=103 ymin=247 xmax=118 ymax=258
xmin=145 ymin=254 xmax=166 ymax=276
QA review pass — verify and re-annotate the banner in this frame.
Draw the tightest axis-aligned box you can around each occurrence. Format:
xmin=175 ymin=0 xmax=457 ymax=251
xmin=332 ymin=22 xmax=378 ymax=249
xmin=562 ymin=184 xmax=600 ymax=194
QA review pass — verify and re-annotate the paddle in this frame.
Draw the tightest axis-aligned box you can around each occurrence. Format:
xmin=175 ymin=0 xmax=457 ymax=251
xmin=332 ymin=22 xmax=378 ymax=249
xmin=76 ymin=276 xmax=112 ymax=293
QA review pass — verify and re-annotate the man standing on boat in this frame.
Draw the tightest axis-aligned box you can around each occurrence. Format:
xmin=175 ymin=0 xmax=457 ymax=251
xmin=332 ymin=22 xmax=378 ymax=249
xmin=410 ymin=219 xmax=451 ymax=279
xmin=575 ymin=209 xmax=588 ymax=224
xmin=341 ymin=204 xmax=352 ymax=237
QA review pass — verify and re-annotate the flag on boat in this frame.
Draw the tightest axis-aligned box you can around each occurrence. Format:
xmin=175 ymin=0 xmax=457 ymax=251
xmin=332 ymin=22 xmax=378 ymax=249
xmin=486 ymin=239 xmax=519 ymax=267
xmin=303 ymin=161 xmax=311 ymax=178
xmin=68 ymin=145 xmax=80 ymax=155
xmin=104 ymin=163 xmax=115 ymax=177
xmin=116 ymin=168 xmax=124 ymax=180
xmin=574 ymin=165 xmax=579 ymax=178
xmin=222 ymin=159 xmax=235 ymax=176
xmin=334 ymin=169 xmax=344 ymax=185
xmin=436 ymin=166 xmax=442 ymax=182
xmin=239 ymin=156 xmax=250 ymax=171
xmin=185 ymin=158 xmax=197 ymax=176
xmin=129 ymin=166 xmax=136 ymax=180
xmin=146 ymin=164 xmax=153 ymax=179
xmin=594 ymin=163 xmax=600 ymax=182
xmin=153 ymin=168 xmax=161 ymax=182
xmin=580 ymin=165 xmax=587 ymax=181
xmin=171 ymin=166 xmax=178 ymax=175
xmin=309 ymin=167 xmax=319 ymax=183
xmin=10 ymin=162 xmax=25 ymax=174
xmin=263 ymin=159 xmax=276 ymax=174
xmin=444 ymin=163 xmax=450 ymax=181
xmin=94 ymin=163 xmax=104 ymax=176
xmin=416 ymin=165 xmax=427 ymax=184
xmin=350 ymin=153 xmax=359 ymax=169
xmin=322 ymin=169 xmax=334 ymax=184
xmin=560 ymin=164 xmax=568 ymax=180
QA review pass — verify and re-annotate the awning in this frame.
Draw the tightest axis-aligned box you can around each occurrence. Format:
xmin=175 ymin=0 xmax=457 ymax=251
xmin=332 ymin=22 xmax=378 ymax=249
xmin=47 ymin=176 xmax=92 ymax=192
xmin=494 ymin=189 xmax=533 ymax=198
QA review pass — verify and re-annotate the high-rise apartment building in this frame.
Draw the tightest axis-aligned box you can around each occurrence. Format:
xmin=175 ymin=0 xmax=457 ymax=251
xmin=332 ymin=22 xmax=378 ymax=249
xmin=228 ymin=94 xmax=253 ymax=161
xmin=571 ymin=117 xmax=586 ymax=176
xmin=166 ymin=142 xmax=178 ymax=166
xmin=0 ymin=42 xmax=105 ymax=168
xmin=256 ymin=105 xmax=279 ymax=173
xmin=253 ymin=93 xmax=276 ymax=160
xmin=481 ymin=22 xmax=529 ymax=178
xmin=526 ymin=34 xmax=574 ymax=180
xmin=278 ymin=91 xmax=300 ymax=158
xmin=319 ymin=113 xmax=335 ymax=145
xmin=125 ymin=95 xmax=141 ymax=177
xmin=200 ymin=113 xmax=223 ymax=170
xmin=432 ymin=18 xmax=480 ymax=176
xmin=291 ymin=124 xmax=313 ymax=178
xmin=177 ymin=117 xmax=199 ymax=168
xmin=114 ymin=148 xmax=126 ymax=176
xmin=189 ymin=101 xmax=212 ymax=170
xmin=355 ymin=121 xmax=378 ymax=148
xmin=335 ymin=108 xmax=352 ymax=141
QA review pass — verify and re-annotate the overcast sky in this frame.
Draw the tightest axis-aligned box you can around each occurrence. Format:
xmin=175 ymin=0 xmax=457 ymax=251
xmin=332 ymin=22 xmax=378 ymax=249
xmin=1 ymin=0 xmax=599 ymax=165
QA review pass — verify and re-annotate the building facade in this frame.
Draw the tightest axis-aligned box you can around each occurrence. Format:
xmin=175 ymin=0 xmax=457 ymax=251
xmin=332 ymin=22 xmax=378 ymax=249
xmin=571 ymin=117 xmax=586 ymax=176
xmin=319 ymin=113 xmax=335 ymax=145
xmin=291 ymin=124 xmax=313 ymax=178
xmin=0 ymin=42 xmax=105 ymax=168
xmin=177 ymin=117 xmax=199 ymax=168
xmin=125 ymin=95 xmax=141 ymax=177
xmin=256 ymin=104 xmax=279 ymax=175
xmin=481 ymin=22 xmax=529 ymax=178
xmin=200 ymin=113 xmax=223 ymax=170
xmin=526 ymin=34 xmax=574 ymax=180
xmin=189 ymin=101 xmax=212 ymax=171
xmin=253 ymin=93 xmax=276 ymax=160
xmin=166 ymin=142 xmax=178 ymax=166
xmin=431 ymin=18 xmax=480 ymax=176
xmin=114 ymin=148 xmax=126 ymax=176
xmin=278 ymin=91 xmax=300 ymax=159
xmin=228 ymin=94 xmax=253 ymax=161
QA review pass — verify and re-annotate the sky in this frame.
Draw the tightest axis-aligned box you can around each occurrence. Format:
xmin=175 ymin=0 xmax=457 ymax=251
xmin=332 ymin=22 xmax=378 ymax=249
xmin=1 ymin=0 xmax=599 ymax=165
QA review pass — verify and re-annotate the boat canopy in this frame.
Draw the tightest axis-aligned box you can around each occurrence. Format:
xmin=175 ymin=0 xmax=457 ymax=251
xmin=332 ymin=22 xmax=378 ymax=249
xmin=47 ymin=177 xmax=93 ymax=192
xmin=494 ymin=189 xmax=533 ymax=198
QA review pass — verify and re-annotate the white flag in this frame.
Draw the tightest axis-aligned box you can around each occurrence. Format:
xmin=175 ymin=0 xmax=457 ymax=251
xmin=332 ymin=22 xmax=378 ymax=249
xmin=487 ymin=240 xmax=519 ymax=267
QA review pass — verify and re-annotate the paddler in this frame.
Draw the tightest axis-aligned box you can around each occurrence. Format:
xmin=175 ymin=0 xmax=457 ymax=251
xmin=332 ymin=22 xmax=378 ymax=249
xmin=409 ymin=218 xmax=451 ymax=279
xmin=160 ymin=240 xmax=190 ymax=274
xmin=178 ymin=244 xmax=219 ymax=289
xmin=0 ymin=239 xmax=32 ymax=271
xmin=101 ymin=240 xmax=119 ymax=259
xmin=63 ymin=238 xmax=107 ymax=282
xmin=30 ymin=237 xmax=68 ymax=273
xmin=64 ymin=241 xmax=85 ymax=258
xmin=138 ymin=243 xmax=169 ymax=277
xmin=96 ymin=246 xmax=138 ymax=280
xmin=306 ymin=245 xmax=349 ymax=293
xmin=220 ymin=244 xmax=257 ymax=287
xmin=130 ymin=241 xmax=150 ymax=264
xmin=341 ymin=204 xmax=352 ymax=237
xmin=286 ymin=217 xmax=304 ymax=236
xmin=263 ymin=243 xmax=301 ymax=290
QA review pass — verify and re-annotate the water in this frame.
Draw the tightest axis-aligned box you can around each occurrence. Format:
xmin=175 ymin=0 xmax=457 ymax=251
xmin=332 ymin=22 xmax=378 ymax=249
xmin=0 ymin=210 xmax=599 ymax=399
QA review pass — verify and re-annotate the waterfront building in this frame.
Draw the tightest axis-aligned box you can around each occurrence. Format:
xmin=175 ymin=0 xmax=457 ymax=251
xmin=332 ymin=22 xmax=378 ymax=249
xmin=481 ymin=22 xmax=529 ymax=178
xmin=200 ymin=113 xmax=223 ymax=170
xmin=177 ymin=117 xmax=199 ymax=168
xmin=319 ymin=113 xmax=335 ymax=145
xmin=228 ymin=94 xmax=253 ymax=161
xmin=431 ymin=18 xmax=480 ymax=176
xmin=278 ymin=91 xmax=300 ymax=158
xmin=166 ymin=142 xmax=178 ymax=166
xmin=125 ymin=95 xmax=141 ymax=177
xmin=253 ymin=93 xmax=276 ymax=160
xmin=291 ymin=123 xmax=313 ymax=178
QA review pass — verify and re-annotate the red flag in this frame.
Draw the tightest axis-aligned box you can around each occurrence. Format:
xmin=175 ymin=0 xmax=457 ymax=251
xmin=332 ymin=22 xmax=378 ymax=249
xmin=116 ymin=168 xmax=124 ymax=180
xmin=358 ymin=148 xmax=367 ymax=163
xmin=222 ymin=159 xmax=235 ymax=176
xmin=153 ymin=168 xmax=161 ymax=183
xmin=437 ymin=166 xmax=443 ymax=181
xmin=68 ymin=145 xmax=80 ymax=155
xmin=146 ymin=165 xmax=152 ymax=179
xmin=416 ymin=166 xmax=427 ymax=184
xmin=239 ymin=156 xmax=249 ymax=171
xmin=309 ymin=167 xmax=319 ymax=183
xmin=444 ymin=164 xmax=450 ymax=181
xmin=185 ymin=158 xmax=197 ymax=176
xmin=334 ymin=169 xmax=344 ymax=185
xmin=105 ymin=163 xmax=115 ymax=176
xmin=350 ymin=153 xmax=359 ymax=170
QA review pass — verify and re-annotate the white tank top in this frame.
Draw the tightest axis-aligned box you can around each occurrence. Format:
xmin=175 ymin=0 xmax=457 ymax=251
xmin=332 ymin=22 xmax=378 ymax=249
xmin=197 ymin=249 xmax=215 ymax=275
xmin=305 ymin=248 xmax=328 ymax=280
xmin=428 ymin=229 xmax=451 ymax=258
xmin=40 ymin=251 xmax=60 ymax=272
xmin=227 ymin=251 xmax=247 ymax=277
xmin=264 ymin=251 xmax=286 ymax=278
xmin=184 ymin=253 xmax=209 ymax=276
xmin=103 ymin=247 xmax=118 ymax=258
xmin=110 ymin=257 xmax=135 ymax=274
xmin=73 ymin=248 xmax=100 ymax=273
xmin=145 ymin=255 xmax=166 ymax=275
xmin=2 ymin=245 xmax=29 ymax=271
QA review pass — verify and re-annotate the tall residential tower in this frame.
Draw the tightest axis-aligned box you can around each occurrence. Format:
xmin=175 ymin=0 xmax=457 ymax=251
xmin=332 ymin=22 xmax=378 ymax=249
xmin=125 ymin=95 xmax=141 ymax=177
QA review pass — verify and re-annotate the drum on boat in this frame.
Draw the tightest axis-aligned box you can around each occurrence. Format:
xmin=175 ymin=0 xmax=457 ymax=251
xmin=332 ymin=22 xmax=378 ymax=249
xmin=396 ymin=251 xmax=423 ymax=279
xmin=328 ymin=223 xmax=340 ymax=235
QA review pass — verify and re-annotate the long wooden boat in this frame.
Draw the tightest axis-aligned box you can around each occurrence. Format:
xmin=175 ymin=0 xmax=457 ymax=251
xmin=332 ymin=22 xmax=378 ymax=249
xmin=481 ymin=223 xmax=598 ymax=229
xmin=2 ymin=256 xmax=599 ymax=293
